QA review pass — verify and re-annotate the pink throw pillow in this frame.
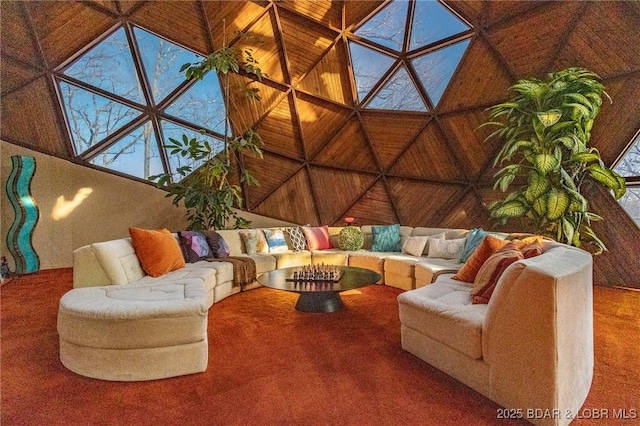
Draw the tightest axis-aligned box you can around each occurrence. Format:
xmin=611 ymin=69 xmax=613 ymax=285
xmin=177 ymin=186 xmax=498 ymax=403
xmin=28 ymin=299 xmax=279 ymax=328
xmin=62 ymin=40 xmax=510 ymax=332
xmin=302 ymin=226 xmax=333 ymax=250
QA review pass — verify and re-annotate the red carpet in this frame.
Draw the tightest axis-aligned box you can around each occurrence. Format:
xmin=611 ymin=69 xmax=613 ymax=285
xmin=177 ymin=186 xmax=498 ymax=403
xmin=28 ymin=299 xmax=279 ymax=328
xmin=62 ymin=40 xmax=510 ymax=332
xmin=1 ymin=269 xmax=638 ymax=425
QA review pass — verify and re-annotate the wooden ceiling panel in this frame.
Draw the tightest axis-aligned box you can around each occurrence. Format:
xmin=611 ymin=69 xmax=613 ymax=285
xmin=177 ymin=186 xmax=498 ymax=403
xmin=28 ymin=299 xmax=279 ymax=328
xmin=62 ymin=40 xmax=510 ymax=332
xmin=243 ymin=151 xmax=303 ymax=209
xmin=485 ymin=1 xmax=583 ymax=79
xmin=130 ymin=1 xmax=210 ymax=55
xmin=25 ymin=2 xmax=116 ymax=68
xmin=361 ymin=111 xmax=427 ymax=171
xmin=297 ymin=41 xmax=353 ymax=106
xmin=551 ymin=2 xmax=640 ymax=79
xmin=234 ymin=10 xmax=286 ymax=83
xmin=0 ymin=2 xmax=41 ymax=68
xmin=296 ymin=95 xmax=351 ymax=159
xmin=446 ymin=1 xmax=484 ymax=27
xmin=312 ymin=117 xmax=376 ymax=172
xmin=344 ymin=1 xmax=385 ymax=30
xmin=388 ymin=178 xmax=467 ymax=227
xmin=343 ymin=180 xmax=398 ymax=226
xmin=0 ymin=58 xmax=42 ymax=95
xmin=389 ymin=120 xmax=466 ymax=181
xmin=309 ymin=167 xmax=377 ymax=225
xmin=438 ymin=190 xmax=490 ymax=230
xmin=0 ymin=77 xmax=68 ymax=156
xmin=278 ymin=9 xmax=338 ymax=85
xmin=227 ymin=75 xmax=288 ymax=134
xmin=438 ymin=109 xmax=501 ymax=183
xmin=202 ymin=1 xmax=267 ymax=50
xmin=277 ymin=1 xmax=342 ymax=29
xmin=255 ymin=93 xmax=304 ymax=159
xmin=88 ymin=1 xmax=119 ymax=15
xmin=591 ymin=75 xmax=640 ymax=167
xmin=437 ymin=37 xmax=513 ymax=112
xmin=117 ymin=1 xmax=144 ymax=14
xmin=253 ymin=168 xmax=320 ymax=225
xmin=483 ymin=1 xmax=549 ymax=26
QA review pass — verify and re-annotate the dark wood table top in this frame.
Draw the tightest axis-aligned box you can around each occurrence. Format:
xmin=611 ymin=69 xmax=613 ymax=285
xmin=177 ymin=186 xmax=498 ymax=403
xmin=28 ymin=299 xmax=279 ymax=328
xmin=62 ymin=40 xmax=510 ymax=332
xmin=257 ymin=265 xmax=381 ymax=294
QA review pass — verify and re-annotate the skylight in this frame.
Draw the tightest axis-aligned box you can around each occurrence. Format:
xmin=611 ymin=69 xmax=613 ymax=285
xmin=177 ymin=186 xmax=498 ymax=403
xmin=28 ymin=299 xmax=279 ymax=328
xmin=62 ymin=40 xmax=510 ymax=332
xmin=350 ymin=0 xmax=472 ymax=111
xmin=614 ymin=132 xmax=640 ymax=226
xmin=56 ymin=25 xmax=227 ymax=182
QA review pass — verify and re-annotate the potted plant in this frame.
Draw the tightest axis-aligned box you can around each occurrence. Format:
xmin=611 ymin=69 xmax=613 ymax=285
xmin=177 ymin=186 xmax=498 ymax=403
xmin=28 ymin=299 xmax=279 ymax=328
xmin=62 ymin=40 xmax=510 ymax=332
xmin=150 ymin=32 xmax=263 ymax=231
xmin=484 ymin=67 xmax=626 ymax=253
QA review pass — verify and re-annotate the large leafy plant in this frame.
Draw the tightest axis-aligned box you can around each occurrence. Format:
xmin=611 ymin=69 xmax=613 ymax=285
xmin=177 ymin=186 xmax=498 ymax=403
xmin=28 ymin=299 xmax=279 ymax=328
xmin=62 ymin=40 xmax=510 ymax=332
xmin=484 ymin=67 xmax=626 ymax=253
xmin=150 ymin=36 xmax=263 ymax=231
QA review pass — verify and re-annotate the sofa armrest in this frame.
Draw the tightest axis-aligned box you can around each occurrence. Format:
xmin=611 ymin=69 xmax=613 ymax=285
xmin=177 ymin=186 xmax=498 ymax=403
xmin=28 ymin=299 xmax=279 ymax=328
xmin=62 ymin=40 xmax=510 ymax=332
xmin=483 ymin=246 xmax=593 ymax=425
xmin=72 ymin=245 xmax=112 ymax=288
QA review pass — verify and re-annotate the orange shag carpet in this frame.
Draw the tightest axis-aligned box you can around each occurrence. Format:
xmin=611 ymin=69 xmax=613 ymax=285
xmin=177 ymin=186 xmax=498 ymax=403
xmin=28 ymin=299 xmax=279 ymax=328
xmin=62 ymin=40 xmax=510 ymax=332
xmin=1 ymin=269 xmax=639 ymax=425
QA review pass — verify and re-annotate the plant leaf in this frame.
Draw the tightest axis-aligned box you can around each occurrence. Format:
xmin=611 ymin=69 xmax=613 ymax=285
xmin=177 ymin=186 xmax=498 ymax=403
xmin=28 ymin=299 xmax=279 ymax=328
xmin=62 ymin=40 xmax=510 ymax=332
xmin=534 ymin=153 xmax=558 ymax=175
xmin=546 ymin=188 xmax=570 ymax=220
xmin=491 ymin=200 xmax=528 ymax=218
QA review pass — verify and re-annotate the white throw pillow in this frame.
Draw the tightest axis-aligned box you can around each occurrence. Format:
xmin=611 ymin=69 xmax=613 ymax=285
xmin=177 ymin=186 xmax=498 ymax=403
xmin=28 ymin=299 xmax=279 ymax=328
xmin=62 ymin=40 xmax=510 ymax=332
xmin=427 ymin=237 xmax=466 ymax=260
xmin=402 ymin=236 xmax=429 ymax=257
xmin=425 ymin=232 xmax=446 ymax=255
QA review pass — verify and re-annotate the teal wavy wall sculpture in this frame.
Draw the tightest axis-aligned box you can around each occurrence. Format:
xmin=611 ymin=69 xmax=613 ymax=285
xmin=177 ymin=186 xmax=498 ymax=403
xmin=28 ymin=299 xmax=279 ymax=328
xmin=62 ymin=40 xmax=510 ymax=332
xmin=6 ymin=155 xmax=40 ymax=274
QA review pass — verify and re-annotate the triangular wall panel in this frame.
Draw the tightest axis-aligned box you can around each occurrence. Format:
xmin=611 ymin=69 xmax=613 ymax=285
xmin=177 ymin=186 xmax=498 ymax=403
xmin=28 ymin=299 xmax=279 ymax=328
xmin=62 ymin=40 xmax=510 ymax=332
xmin=361 ymin=111 xmax=426 ymax=170
xmin=253 ymin=168 xmax=320 ymax=225
xmin=343 ymin=180 xmax=399 ymax=225
xmin=485 ymin=1 xmax=582 ymax=79
xmin=278 ymin=8 xmax=338 ymax=84
xmin=243 ymin=151 xmax=304 ymax=210
xmin=277 ymin=1 xmax=342 ymax=29
xmin=312 ymin=117 xmax=377 ymax=172
xmin=255 ymin=93 xmax=304 ymax=159
xmin=297 ymin=41 xmax=353 ymax=105
xmin=227 ymin=75 xmax=288 ymax=135
xmin=389 ymin=121 xmax=465 ymax=181
xmin=438 ymin=190 xmax=490 ymax=229
xmin=309 ymin=167 xmax=377 ymax=225
xmin=0 ymin=2 xmax=42 ymax=69
xmin=296 ymin=95 xmax=351 ymax=159
xmin=1 ymin=58 xmax=41 ymax=95
xmin=202 ymin=1 xmax=266 ymax=50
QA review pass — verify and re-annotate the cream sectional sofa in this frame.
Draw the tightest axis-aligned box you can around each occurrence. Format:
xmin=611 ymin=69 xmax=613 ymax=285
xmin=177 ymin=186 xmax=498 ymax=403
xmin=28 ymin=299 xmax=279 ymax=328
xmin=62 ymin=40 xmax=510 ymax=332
xmin=63 ymin=225 xmax=594 ymax=425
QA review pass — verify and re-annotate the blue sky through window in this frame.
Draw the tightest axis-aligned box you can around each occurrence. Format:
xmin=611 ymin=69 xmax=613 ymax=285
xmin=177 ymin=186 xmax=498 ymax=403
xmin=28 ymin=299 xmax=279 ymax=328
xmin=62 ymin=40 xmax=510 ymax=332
xmin=135 ymin=26 xmax=203 ymax=105
xmin=409 ymin=1 xmax=470 ymax=50
xmin=63 ymin=28 xmax=144 ymax=104
xmin=349 ymin=41 xmax=396 ymax=104
xmin=355 ymin=0 xmax=409 ymax=52
xmin=411 ymin=39 xmax=470 ymax=105
xmin=165 ymin=70 xmax=228 ymax=135
xmin=90 ymin=121 xmax=164 ymax=179
xmin=367 ymin=65 xmax=427 ymax=111
xmin=59 ymin=81 xmax=141 ymax=155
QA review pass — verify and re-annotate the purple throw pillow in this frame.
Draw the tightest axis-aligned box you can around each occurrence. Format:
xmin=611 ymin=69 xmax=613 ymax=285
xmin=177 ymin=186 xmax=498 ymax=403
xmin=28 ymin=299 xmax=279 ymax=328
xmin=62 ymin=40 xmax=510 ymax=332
xmin=178 ymin=231 xmax=214 ymax=263
xmin=205 ymin=231 xmax=230 ymax=258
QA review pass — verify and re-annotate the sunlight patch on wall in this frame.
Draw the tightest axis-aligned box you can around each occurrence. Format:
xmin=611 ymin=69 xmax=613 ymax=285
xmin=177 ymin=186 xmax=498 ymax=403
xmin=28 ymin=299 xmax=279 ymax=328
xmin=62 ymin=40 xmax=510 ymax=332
xmin=51 ymin=187 xmax=93 ymax=221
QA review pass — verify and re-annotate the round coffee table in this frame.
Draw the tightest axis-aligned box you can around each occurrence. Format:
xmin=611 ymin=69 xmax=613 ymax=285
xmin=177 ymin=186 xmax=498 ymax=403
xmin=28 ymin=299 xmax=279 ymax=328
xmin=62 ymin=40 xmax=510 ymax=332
xmin=257 ymin=266 xmax=381 ymax=313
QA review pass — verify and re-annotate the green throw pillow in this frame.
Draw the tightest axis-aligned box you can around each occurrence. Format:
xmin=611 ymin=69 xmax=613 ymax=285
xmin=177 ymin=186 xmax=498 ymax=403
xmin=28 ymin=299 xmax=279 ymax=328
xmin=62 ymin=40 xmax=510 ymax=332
xmin=371 ymin=224 xmax=401 ymax=252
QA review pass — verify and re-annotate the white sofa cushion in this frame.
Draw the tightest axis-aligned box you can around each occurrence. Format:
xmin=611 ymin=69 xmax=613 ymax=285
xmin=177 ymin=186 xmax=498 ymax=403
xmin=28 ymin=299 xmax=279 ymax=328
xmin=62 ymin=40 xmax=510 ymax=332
xmin=398 ymin=275 xmax=487 ymax=359
xmin=311 ymin=249 xmax=349 ymax=266
xmin=415 ymin=258 xmax=461 ymax=286
xmin=91 ymin=239 xmax=145 ymax=285
xmin=137 ymin=265 xmax=218 ymax=293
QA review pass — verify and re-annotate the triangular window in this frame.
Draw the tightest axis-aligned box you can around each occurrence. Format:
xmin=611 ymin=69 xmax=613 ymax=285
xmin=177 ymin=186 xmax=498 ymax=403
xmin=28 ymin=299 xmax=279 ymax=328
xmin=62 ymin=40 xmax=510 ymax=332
xmin=58 ymin=81 xmax=141 ymax=155
xmin=89 ymin=121 xmax=164 ymax=180
xmin=354 ymin=0 xmax=409 ymax=52
xmin=367 ymin=66 xmax=427 ymax=112
xmin=409 ymin=1 xmax=470 ymax=50
xmin=134 ymin=26 xmax=203 ymax=105
xmin=411 ymin=39 xmax=470 ymax=106
xmin=614 ymin=133 xmax=640 ymax=226
xmin=349 ymin=41 xmax=396 ymax=104
xmin=63 ymin=28 xmax=144 ymax=104
xmin=165 ymin=71 xmax=228 ymax=135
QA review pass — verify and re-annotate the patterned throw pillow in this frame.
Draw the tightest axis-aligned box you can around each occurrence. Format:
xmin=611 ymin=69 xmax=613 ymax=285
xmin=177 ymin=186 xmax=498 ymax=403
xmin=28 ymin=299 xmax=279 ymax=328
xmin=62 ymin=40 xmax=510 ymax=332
xmin=458 ymin=228 xmax=487 ymax=263
xmin=263 ymin=229 xmax=289 ymax=253
xmin=238 ymin=229 xmax=269 ymax=254
xmin=302 ymin=226 xmax=332 ymax=250
xmin=204 ymin=231 xmax=230 ymax=258
xmin=471 ymin=243 xmax=524 ymax=304
xmin=285 ymin=227 xmax=307 ymax=252
xmin=402 ymin=236 xmax=429 ymax=257
xmin=427 ymin=237 xmax=466 ymax=259
xmin=371 ymin=224 xmax=401 ymax=252
xmin=178 ymin=231 xmax=214 ymax=263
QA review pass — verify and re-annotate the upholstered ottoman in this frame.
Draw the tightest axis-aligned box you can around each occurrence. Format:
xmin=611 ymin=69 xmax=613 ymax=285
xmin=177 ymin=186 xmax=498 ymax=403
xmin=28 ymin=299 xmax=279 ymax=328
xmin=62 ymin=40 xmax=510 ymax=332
xmin=57 ymin=280 xmax=209 ymax=381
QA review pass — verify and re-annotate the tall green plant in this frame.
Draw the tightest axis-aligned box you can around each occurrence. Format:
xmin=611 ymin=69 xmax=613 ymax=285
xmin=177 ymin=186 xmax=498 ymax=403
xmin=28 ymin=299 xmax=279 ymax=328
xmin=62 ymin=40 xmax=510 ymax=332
xmin=150 ymin=34 xmax=263 ymax=231
xmin=484 ymin=67 xmax=626 ymax=254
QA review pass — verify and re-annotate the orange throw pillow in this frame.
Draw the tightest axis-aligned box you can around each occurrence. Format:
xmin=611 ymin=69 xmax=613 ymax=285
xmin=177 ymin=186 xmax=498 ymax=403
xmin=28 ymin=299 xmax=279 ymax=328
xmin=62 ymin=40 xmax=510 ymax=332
xmin=511 ymin=235 xmax=544 ymax=249
xmin=453 ymin=235 xmax=509 ymax=283
xmin=129 ymin=227 xmax=185 ymax=277
xmin=471 ymin=245 xmax=523 ymax=304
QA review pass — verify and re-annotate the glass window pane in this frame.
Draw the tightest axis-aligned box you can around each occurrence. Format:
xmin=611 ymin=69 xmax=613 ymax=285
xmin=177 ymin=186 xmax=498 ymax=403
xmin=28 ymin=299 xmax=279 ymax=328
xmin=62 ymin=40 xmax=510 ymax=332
xmin=63 ymin=28 xmax=144 ymax=104
xmin=349 ymin=41 xmax=396 ymax=103
xmin=90 ymin=121 xmax=164 ymax=179
xmin=135 ymin=26 xmax=203 ymax=105
xmin=59 ymin=81 xmax=141 ymax=155
xmin=165 ymin=71 xmax=228 ymax=135
xmin=160 ymin=120 xmax=225 ymax=182
xmin=613 ymin=134 xmax=640 ymax=178
xmin=366 ymin=65 xmax=427 ymax=111
xmin=409 ymin=1 xmax=470 ymax=50
xmin=412 ymin=39 xmax=470 ymax=106
xmin=355 ymin=0 xmax=409 ymax=52
xmin=618 ymin=186 xmax=640 ymax=227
